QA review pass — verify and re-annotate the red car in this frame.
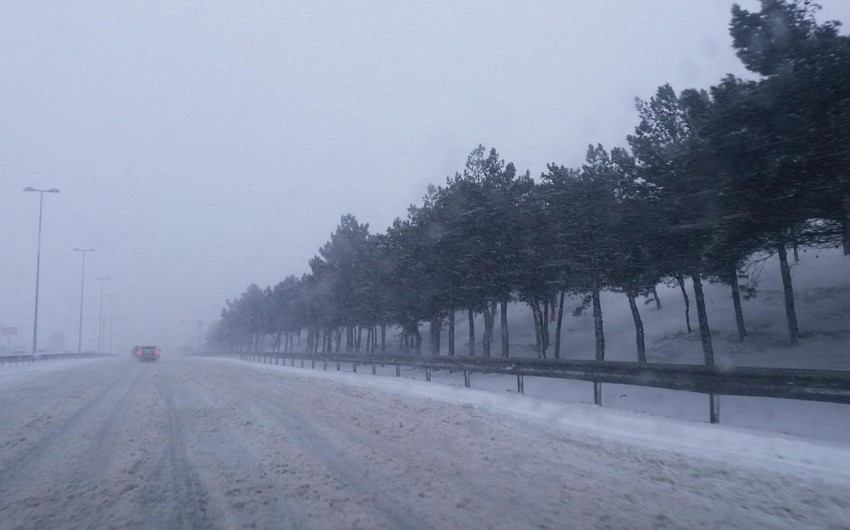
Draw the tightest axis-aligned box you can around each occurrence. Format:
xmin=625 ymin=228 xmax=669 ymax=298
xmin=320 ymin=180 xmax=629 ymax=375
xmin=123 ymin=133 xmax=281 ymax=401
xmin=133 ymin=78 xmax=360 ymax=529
xmin=131 ymin=345 xmax=160 ymax=362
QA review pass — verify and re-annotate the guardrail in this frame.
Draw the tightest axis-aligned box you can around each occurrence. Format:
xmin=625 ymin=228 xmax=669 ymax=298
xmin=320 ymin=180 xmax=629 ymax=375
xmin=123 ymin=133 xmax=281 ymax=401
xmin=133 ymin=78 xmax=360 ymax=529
xmin=208 ymin=351 xmax=850 ymax=424
xmin=0 ymin=352 xmax=116 ymax=365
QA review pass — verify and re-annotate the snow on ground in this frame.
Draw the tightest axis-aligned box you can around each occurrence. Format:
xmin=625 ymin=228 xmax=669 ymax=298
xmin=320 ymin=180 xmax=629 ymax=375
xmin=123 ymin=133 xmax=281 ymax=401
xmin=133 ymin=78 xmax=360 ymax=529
xmin=1 ymin=356 xmax=849 ymax=529
xmin=341 ymin=247 xmax=849 ymax=442
xmin=216 ymin=356 xmax=850 ymax=485
xmin=443 ymin=248 xmax=850 ymax=369
xmin=1 ymin=252 xmax=848 ymax=528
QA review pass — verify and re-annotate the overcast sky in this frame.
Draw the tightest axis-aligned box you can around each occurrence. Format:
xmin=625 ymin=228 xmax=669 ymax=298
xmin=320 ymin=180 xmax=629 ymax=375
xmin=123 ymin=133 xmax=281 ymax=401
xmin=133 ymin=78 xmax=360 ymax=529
xmin=2 ymin=1 xmax=849 ymax=354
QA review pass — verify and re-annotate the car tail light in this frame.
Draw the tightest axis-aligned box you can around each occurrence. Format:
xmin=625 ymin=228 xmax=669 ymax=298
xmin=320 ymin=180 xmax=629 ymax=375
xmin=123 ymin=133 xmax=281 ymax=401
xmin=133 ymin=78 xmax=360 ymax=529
xmin=155 ymin=349 xmax=160 ymax=357
xmin=137 ymin=350 xmax=142 ymax=357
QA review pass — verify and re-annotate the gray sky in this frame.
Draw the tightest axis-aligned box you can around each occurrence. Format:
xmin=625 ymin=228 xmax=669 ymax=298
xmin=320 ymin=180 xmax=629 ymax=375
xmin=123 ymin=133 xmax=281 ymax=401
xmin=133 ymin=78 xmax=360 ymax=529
xmin=2 ymin=1 xmax=849 ymax=353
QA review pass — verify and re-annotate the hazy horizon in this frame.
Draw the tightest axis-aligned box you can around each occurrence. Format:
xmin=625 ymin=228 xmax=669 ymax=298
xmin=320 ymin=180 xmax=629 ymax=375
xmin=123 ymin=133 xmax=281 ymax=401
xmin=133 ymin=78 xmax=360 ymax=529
xmin=3 ymin=1 xmax=849 ymax=354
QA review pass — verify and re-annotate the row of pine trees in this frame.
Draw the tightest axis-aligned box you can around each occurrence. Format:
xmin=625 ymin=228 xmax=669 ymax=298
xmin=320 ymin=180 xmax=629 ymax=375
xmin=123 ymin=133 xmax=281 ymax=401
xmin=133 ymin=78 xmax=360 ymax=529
xmin=210 ymin=1 xmax=850 ymax=366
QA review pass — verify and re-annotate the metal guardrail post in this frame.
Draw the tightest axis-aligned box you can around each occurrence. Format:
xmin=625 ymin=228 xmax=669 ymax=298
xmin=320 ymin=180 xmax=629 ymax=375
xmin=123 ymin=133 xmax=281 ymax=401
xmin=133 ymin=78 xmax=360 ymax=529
xmin=517 ymin=375 xmax=525 ymax=394
xmin=395 ymin=364 xmax=401 ymax=377
xmin=336 ymin=361 xmax=340 ymax=371
xmin=372 ymin=364 xmax=376 ymax=375
xmin=426 ymin=367 xmax=431 ymax=382
xmin=594 ymin=381 xmax=602 ymax=406
xmin=710 ymin=394 xmax=720 ymax=424
xmin=464 ymin=370 xmax=470 ymax=388
xmin=353 ymin=362 xmax=357 ymax=373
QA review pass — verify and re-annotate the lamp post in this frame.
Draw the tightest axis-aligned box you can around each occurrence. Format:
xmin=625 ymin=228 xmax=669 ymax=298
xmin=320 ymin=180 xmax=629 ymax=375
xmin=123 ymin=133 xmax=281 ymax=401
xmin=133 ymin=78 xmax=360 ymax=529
xmin=106 ymin=294 xmax=119 ymax=352
xmin=94 ymin=276 xmax=110 ymax=353
xmin=72 ymin=248 xmax=95 ymax=353
xmin=181 ymin=320 xmax=203 ymax=354
xmin=24 ymin=187 xmax=60 ymax=353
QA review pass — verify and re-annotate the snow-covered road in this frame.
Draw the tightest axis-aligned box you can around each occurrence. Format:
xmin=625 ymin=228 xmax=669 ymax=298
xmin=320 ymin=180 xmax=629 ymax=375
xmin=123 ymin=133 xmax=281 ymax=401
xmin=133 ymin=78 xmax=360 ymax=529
xmin=1 ymin=357 xmax=848 ymax=529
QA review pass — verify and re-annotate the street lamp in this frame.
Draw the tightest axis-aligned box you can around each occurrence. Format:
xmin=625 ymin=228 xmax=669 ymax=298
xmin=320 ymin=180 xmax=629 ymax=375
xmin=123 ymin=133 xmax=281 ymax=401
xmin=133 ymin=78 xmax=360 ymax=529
xmin=72 ymin=248 xmax=95 ymax=353
xmin=181 ymin=320 xmax=203 ymax=354
xmin=24 ymin=186 xmax=60 ymax=353
xmin=94 ymin=276 xmax=110 ymax=353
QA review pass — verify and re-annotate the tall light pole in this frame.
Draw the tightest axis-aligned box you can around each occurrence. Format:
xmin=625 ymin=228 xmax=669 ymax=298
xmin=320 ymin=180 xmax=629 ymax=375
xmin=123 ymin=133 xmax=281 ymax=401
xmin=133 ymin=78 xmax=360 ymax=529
xmin=72 ymin=248 xmax=95 ymax=353
xmin=24 ymin=187 xmax=60 ymax=353
xmin=106 ymin=294 xmax=119 ymax=352
xmin=94 ymin=276 xmax=110 ymax=353
xmin=181 ymin=320 xmax=203 ymax=354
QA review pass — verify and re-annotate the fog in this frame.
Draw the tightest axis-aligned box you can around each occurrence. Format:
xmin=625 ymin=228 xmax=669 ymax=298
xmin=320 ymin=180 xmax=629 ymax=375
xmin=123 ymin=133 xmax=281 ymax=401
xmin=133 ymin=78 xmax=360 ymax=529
xmin=2 ymin=1 xmax=849 ymax=354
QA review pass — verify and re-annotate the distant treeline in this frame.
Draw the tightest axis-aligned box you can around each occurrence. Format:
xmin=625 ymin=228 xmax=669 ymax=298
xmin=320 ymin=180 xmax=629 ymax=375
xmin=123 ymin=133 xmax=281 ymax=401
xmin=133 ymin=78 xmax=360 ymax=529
xmin=210 ymin=1 xmax=850 ymax=365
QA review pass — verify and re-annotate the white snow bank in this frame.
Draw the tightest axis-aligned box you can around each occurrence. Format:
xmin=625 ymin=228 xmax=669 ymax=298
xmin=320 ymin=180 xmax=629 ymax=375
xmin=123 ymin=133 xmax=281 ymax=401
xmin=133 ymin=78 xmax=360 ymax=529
xmin=0 ymin=357 xmax=108 ymax=390
xmin=212 ymin=356 xmax=850 ymax=485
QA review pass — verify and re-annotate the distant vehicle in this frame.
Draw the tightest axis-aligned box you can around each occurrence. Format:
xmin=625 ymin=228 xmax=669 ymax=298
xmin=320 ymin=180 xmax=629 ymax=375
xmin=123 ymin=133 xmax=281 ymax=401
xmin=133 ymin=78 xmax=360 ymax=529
xmin=131 ymin=345 xmax=160 ymax=362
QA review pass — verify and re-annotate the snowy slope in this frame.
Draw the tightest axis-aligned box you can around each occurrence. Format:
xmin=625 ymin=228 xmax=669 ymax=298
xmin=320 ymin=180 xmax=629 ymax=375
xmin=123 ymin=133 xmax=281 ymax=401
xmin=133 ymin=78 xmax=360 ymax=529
xmin=447 ymin=248 xmax=850 ymax=369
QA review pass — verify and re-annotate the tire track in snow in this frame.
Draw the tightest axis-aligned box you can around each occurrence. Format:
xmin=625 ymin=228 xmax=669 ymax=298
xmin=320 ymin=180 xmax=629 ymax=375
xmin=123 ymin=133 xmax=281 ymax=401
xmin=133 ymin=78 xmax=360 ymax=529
xmin=0 ymin=363 xmax=145 ymax=529
xmin=212 ymin=370 xmax=421 ymax=530
xmin=0 ymin=364 xmax=135 ymax=483
xmin=140 ymin=370 xmax=212 ymax=529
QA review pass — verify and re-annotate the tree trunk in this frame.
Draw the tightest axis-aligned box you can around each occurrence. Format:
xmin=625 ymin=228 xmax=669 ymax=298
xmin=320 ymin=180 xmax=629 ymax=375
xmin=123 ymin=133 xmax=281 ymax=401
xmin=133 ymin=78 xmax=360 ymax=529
xmin=500 ymin=299 xmax=509 ymax=357
xmin=554 ymin=290 xmax=565 ymax=360
xmin=381 ymin=323 xmax=386 ymax=353
xmin=591 ymin=287 xmax=604 ymax=361
xmin=448 ymin=309 xmax=455 ymax=356
xmin=430 ymin=318 xmax=441 ymax=355
xmin=691 ymin=272 xmax=715 ymax=366
xmin=414 ymin=325 xmax=422 ymax=355
xmin=777 ymin=242 xmax=800 ymax=344
xmin=627 ymin=291 xmax=647 ymax=364
xmin=541 ymin=300 xmax=550 ymax=354
xmin=729 ymin=265 xmax=747 ymax=342
xmin=468 ymin=308 xmax=475 ymax=356
xmin=482 ymin=301 xmax=495 ymax=357
xmin=531 ymin=301 xmax=543 ymax=358
xmin=843 ymin=206 xmax=850 ymax=255
xmin=652 ymin=286 xmax=662 ymax=309
xmin=675 ymin=273 xmax=692 ymax=333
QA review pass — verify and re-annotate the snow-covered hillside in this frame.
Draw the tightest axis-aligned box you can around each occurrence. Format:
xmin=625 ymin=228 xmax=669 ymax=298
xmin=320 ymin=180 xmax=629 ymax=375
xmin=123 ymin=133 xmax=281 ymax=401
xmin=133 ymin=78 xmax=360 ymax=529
xmin=448 ymin=248 xmax=850 ymax=370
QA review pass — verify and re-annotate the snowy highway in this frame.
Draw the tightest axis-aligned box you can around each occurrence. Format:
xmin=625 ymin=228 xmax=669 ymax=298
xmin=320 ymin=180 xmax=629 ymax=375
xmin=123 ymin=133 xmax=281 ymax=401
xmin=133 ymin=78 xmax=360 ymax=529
xmin=1 ymin=357 xmax=849 ymax=529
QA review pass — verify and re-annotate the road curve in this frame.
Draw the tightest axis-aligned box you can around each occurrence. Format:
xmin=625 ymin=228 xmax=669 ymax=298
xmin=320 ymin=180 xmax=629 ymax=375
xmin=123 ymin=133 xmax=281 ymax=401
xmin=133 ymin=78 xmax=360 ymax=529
xmin=0 ymin=357 xmax=847 ymax=529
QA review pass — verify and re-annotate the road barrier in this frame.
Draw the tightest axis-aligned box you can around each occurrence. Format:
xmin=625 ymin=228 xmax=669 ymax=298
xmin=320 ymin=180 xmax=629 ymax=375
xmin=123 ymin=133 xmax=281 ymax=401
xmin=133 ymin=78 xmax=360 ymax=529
xmin=0 ymin=352 xmax=116 ymax=366
xmin=207 ymin=351 xmax=850 ymax=424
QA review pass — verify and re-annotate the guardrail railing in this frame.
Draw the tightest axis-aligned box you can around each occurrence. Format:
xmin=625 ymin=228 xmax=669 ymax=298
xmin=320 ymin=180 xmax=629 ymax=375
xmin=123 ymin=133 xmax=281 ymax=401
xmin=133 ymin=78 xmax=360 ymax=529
xmin=207 ymin=351 xmax=850 ymax=424
xmin=0 ymin=352 xmax=116 ymax=365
